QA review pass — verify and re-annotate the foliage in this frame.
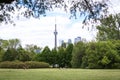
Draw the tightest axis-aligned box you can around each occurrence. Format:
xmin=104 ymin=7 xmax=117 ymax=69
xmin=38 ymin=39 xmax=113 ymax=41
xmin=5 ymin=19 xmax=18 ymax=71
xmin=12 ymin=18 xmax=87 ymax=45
xmin=73 ymin=41 xmax=120 ymax=69
xmin=0 ymin=39 xmax=20 ymax=49
xmin=37 ymin=46 xmax=51 ymax=63
xmin=65 ymin=43 xmax=73 ymax=67
xmin=8 ymin=39 xmax=21 ymax=49
xmin=71 ymin=40 xmax=120 ymax=69
xmin=25 ymin=44 xmax=42 ymax=53
xmin=0 ymin=0 xmax=15 ymax=24
xmin=101 ymin=56 xmax=111 ymax=65
xmin=49 ymin=49 xmax=58 ymax=67
xmin=0 ymin=47 xmax=5 ymax=61
xmin=97 ymin=14 xmax=120 ymax=41
xmin=2 ymin=48 xmax=18 ymax=61
xmin=0 ymin=38 xmax=120 ymax=69
xmin=69 ymin=0 xmax=108 ymax=24
xmin=0 ymin=61 xmax=26 ymax=69
xmin=35 ymin=44 xmax=73 ymax=68
xmin=25 ymin=61 xmax=50 ymax=68
xmin=0 ymin=61 xmax=49 ymax=69
xmin=71 ymin=41 xmax=86 ymax=68
xmin=17 ymin=46 xmax=32 ymax=61
xmin=57 ymin=47 xmax=66 ymax=68
xmin=25 ymin=44 xmax=42 ymax=60
xmin=0 ymin=0 xmax=108 ymax=24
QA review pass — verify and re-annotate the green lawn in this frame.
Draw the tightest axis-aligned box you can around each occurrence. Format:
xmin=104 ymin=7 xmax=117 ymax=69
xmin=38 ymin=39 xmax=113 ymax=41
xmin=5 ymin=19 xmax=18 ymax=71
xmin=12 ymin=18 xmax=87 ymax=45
xmin=0 ymin=69 xmax=120 ymax=80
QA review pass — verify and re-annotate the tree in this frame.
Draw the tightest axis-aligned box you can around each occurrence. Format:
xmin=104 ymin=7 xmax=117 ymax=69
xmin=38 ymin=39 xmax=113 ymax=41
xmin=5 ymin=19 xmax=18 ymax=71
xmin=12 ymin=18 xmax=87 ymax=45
xmin=84 ymin=42 xmax=102 ymax=69
xmin=107 ymin=40 xmax=120 ymax=68
xmin=50 ymin=49 xmax=58 ymax=67
xmin=2 ymin=48 xmax=17 ymax=61
xmin=0 ymin=0 xmax=15 ymax=24
xmin=101 ymin=56 xmax=111 ymax=66
xmin=0 ymin=39 xmax=21 ymax=49
xmin=0 ymin=39 xmax=9 ymax=50
xmin=0 ymin=0 xmax=108 ymax=24
xmin=8 ymin=39 xmax=21 ymax=49
xmin=0 ymin=47 xmax=5 ymax=61
xmin=71 ymin=40 xmax=120 ymax=69
xmin=36 ymin=46 xmax=51 ymax=64
xmin=25 ymin=44 xmax=42 ymax=60
xmin=0 ymin=39 xmax=20 ymax=50
xmin=25 ymin=44 xmax=42 ymax=53
xmin=57 ymin=47 xmax=66 ymax=68
xmin=65 ymin=43 xmax=73 ymax=67
xmin=17 ymin=46 xmax=32 ymax=61
xmin=97 ymin=14 xmax=120 ymax=41
xmin=71 ymin=41 xmax=86 ymax=68
xmin=61 ymin=42 xmax=67 ymax=48
xmin=83 ymin=41 xmax=120 ymax=69
xmin=1 ymin=39 xmax=33 ymax=61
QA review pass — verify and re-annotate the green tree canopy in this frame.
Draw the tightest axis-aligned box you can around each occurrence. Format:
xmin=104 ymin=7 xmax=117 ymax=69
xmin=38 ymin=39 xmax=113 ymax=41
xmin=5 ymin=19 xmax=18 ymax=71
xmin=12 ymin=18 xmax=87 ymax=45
xmin=97 ymin=14 xmax=120 ymax=41
xmin=0 ymin=0 xmax=109 ymax=24
xmin=65 ymin=43 xmax=73 ymax=67
xmin=71 ymin=41 xmax=86 ymax=68
xmin=36 ymin=46 xmax=51 ymax=63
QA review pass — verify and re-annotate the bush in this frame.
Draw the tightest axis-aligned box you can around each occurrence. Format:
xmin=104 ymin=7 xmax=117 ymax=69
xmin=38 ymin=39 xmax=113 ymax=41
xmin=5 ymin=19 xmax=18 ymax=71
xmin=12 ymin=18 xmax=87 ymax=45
xmin=25 ymin=61 xmax=50 ymax=68
xmin=112 ymin=63 xmax=120 ymax=69
xmin=0 ymin=61 xmax=26 ymax=69
xmin=0 ymin=61 xmax=50 ymax=69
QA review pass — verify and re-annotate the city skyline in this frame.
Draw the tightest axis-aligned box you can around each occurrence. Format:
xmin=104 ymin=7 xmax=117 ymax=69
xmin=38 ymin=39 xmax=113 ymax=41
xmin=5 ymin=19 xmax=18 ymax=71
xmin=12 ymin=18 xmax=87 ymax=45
xmin=0 ymin=0 xmax=120 ymax=49
xmin=0 ymin=9 xmax=96 ymax=49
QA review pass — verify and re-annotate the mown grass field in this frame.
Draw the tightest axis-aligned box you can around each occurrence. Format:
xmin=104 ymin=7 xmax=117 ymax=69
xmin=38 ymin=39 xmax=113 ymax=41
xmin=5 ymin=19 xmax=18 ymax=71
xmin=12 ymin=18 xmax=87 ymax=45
xmin=0 ymin=69 xmax=120 ymax=80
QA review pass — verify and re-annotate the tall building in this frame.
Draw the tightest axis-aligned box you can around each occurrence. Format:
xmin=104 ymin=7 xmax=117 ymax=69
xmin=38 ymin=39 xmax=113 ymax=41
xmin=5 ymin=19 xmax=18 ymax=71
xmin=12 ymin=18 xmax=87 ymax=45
xmin=74 ymin=36 xmax=81 ymax=43
xmin=68 ymin=39 xmax=72 ymax=44
xmin=61 ymin=40 xmax=64 ymax=46
xmin=54 ymin=19 xmax=58 ymax=50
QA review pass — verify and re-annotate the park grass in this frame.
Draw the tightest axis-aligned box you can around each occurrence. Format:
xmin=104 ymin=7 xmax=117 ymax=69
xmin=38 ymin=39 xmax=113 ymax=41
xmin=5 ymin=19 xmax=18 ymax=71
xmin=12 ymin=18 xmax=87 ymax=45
xmin=0 ymin=69 xmax=120 ymax=80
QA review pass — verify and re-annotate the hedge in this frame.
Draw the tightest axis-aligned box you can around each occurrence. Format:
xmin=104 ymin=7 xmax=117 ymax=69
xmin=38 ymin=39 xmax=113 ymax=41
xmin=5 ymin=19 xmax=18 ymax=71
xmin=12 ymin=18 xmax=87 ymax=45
xmin=25 ymin=61 xmax=50 ymax=68
xmin=0 ymin=61 xmax=50 ymax=69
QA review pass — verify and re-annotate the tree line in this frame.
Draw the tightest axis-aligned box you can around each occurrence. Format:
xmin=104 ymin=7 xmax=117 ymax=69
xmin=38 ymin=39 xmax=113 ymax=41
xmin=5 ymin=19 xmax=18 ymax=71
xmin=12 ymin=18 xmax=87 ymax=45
xmin=0 ymin=38 xmax=120 ymax=69
xmin=72 ymin=41 xmax=120 ymax=69
xmin=0 ymin=39 xmax=73 ymax=68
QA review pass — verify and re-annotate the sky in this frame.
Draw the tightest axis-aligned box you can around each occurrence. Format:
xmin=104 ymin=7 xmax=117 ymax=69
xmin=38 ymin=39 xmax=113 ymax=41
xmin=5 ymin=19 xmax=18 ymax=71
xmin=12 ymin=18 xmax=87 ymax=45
xmin=0 ymin=0 xmax=120 ymax=49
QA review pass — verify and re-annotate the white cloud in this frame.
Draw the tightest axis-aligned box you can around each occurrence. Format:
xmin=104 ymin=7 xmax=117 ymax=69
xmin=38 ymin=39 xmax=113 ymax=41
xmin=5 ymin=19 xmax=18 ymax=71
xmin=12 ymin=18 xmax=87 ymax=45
xmin=108 ymin=0 xmax=120 ymax=14
xmin=0 ymin=14 xmax=72 ymax=48
xmin=65 ymin=22 xmax=96 ymax=41
xmin=0 ymin=0 xmax=119 ymax=49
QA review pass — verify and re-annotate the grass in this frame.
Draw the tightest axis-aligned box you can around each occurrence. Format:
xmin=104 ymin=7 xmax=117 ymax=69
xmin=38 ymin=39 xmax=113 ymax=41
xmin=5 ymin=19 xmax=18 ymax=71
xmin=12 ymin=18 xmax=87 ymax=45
xmin=0 ymin=69 xmax=120 ymax=80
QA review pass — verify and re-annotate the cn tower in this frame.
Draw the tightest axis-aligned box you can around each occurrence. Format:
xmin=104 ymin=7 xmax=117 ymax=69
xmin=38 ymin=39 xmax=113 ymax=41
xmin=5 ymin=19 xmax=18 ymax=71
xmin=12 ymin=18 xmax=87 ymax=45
xmin=54 ymin=18 xmax=58 ymax=50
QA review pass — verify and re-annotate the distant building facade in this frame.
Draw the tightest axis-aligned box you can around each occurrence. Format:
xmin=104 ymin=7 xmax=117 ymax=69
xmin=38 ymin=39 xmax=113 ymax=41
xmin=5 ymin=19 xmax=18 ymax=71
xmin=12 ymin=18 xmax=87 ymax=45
xmin=68 ymin=39 xmax=72 ymax=44
xmin=74 ymin=37 xmax=81 ymax=43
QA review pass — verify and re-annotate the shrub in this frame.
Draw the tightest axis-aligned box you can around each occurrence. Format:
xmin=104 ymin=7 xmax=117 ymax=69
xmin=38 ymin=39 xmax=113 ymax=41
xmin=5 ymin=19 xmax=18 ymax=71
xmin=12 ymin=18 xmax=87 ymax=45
xmin=25 ymin=61 xmax=50 ymax=68
xmin=0 ymin=61 xmax=50 ymax=69
xmin=112 ymin=63 xmax=120 ymax=69
xmin=0 ymin=61 xmax=26 ymax=69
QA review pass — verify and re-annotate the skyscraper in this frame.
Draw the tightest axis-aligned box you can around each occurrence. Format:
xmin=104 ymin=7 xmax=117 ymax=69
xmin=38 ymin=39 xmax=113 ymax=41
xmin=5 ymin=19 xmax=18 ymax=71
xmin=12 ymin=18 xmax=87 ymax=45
xmin=54 ymin=19 xmax=58 ymax=50
xmin=74 ymin=36 xmax=81 ymax=43
xmin=68 ymin=39 xmax=72 ymax=44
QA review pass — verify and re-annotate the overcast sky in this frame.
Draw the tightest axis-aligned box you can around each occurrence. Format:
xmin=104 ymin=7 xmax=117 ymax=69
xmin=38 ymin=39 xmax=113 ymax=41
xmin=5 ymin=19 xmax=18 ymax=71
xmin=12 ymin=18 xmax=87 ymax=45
xmin=0 ymin=0 xmax=120 ymax=49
